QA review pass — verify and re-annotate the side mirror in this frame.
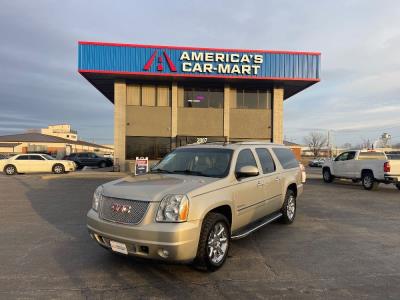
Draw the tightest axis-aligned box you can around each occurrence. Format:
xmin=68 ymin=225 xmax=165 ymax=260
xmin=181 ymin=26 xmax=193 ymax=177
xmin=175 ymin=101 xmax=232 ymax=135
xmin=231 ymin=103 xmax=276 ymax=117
xmin=236 ymin=165 xmax=259 ymax=179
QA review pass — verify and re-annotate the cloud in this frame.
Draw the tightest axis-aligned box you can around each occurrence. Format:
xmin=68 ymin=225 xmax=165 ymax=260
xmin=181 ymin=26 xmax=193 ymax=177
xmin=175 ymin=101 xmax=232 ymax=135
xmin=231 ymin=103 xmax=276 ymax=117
xmin=1 ymin=0 xmax=400 ymax=146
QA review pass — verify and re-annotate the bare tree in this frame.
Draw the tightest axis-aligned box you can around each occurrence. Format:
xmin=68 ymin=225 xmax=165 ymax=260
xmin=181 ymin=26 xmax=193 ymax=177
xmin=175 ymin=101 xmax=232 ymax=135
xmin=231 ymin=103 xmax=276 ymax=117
xmin=304 ymin=132 xmax=327 ymax=158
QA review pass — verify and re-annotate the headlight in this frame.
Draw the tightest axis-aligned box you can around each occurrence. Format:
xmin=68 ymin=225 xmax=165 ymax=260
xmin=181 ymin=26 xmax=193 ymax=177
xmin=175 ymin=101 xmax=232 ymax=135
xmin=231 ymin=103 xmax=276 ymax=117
xmin=92 ymin=186 xmax=103 ymax=212
xmin=156 ymin=195 xmax=189 ymax=223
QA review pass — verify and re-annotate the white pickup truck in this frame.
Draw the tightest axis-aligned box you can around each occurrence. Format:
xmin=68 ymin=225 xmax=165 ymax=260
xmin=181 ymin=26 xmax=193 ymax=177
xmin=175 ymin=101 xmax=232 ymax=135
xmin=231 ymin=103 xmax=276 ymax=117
xmin=322 ymin=150 xmax=400 ymax=190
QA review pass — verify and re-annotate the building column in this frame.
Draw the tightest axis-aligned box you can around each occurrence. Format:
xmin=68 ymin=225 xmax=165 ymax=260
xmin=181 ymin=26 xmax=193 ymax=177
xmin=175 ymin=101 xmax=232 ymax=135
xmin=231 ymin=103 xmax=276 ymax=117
xmin=223 ymin=84 xmax=230 ymax=142
xmin=114 ymin=80 xmax=127 ymax=171
xmin=273 ymin=87 xmax=284 ymax=144
xmin=171 ymin=82 xmax=178 ymax=148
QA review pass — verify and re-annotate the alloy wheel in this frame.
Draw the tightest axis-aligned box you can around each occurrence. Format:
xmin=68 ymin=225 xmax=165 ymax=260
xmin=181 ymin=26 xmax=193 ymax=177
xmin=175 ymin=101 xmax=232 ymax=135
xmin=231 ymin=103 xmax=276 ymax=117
xmin=207 ymin=222 xmax=228 ymax=264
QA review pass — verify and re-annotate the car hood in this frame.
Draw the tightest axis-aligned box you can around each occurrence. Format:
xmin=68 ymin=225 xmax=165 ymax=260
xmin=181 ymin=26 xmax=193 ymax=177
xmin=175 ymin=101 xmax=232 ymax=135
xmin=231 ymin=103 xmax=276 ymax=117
xmin=101 ymin=173 xmax=219 ymax=202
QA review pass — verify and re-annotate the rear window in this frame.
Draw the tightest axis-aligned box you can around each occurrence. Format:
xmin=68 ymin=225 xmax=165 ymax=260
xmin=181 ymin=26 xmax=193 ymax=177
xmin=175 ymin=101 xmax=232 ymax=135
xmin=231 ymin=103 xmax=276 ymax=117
xmin=386 ymin=151 xmax=400 ymax=160
xmin=272 ymin=148 xmax=298 ymax=169
xmin=358 ymin=152 xmax=386 ymax=160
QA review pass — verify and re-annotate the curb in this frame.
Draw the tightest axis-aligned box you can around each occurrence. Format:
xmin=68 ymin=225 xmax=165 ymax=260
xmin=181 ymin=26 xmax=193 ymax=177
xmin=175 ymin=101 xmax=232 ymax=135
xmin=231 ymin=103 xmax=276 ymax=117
xmin=41 ymin=172 xmax=128 ymax=180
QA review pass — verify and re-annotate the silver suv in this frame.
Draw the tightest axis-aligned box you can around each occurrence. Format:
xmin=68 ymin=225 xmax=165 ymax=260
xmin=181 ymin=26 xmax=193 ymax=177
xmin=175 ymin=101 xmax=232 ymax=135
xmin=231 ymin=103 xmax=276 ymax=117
xmin=87 ymin=142 xmax=304 ymax=271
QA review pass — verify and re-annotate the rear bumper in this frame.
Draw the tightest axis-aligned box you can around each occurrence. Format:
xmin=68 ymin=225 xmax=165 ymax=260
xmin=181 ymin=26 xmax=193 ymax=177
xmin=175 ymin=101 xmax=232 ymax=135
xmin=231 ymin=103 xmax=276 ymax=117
xmin=87 ymin=209 xmax=201 ymax=262
xmin=383 ymin=175 xmax=400 ymax=183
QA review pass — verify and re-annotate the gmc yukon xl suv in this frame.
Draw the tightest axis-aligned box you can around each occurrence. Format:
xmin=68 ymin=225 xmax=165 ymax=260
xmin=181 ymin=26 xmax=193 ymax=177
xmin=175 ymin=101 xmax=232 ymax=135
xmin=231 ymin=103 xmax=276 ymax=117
xmin=87 ymin=142 xmax=304 ymax=271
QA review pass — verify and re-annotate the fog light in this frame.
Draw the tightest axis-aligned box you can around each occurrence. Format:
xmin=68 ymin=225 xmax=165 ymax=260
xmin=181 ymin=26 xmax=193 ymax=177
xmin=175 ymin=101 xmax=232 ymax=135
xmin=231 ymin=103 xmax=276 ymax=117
xmin=157 ymin=248 xmax=169 ymax=258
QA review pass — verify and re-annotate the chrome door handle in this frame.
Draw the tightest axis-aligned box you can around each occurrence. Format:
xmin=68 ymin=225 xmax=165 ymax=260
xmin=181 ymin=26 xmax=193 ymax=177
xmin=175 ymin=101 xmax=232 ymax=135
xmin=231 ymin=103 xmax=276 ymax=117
xmin=257 ymin=181 xmax=264 ymax=187
xmin=275 ymin=177 xmax=280 ymax=181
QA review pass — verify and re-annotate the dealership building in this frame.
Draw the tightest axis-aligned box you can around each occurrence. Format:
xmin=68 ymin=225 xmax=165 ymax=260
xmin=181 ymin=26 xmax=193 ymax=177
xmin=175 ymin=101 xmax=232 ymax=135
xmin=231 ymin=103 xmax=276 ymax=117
xmin=78 ymin=41 xmax=320 ymax=171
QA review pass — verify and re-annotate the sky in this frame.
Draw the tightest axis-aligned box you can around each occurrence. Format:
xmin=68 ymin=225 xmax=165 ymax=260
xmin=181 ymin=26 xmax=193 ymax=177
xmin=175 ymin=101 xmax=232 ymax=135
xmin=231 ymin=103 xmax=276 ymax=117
xmin=1 ymin=0 xmax=400 ymax=147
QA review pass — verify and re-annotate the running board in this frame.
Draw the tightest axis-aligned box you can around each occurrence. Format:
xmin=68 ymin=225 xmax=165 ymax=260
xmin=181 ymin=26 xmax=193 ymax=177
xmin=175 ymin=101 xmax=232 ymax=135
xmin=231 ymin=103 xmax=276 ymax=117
xmin=231 ymin=212 xmax=283 ymax=240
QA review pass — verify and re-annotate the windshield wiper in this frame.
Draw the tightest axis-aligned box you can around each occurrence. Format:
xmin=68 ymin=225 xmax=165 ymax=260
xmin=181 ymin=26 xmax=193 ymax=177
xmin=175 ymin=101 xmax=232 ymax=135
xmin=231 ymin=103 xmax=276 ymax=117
xmin=172 ymin=169 xmax=211 ymax=177
xmin=151 ymin=168 xmax=173 ymax=174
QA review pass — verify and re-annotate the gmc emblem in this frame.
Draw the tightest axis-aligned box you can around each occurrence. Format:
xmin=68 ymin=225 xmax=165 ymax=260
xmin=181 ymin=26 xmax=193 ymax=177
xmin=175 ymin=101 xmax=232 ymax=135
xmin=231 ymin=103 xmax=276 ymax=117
xmin=111 ymin=203 xmax=132 ymax=214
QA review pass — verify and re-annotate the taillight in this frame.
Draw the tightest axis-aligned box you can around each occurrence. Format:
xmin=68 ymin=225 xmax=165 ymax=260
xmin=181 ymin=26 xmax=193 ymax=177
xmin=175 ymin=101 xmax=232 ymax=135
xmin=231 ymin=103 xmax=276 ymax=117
xmin=384 ymin=162 xmax=391 ymax=173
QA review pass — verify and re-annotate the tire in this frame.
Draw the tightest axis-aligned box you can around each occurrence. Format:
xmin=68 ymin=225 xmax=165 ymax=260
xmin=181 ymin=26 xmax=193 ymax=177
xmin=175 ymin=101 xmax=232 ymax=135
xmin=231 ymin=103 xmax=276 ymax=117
xmin=52 ymin=164 xmax=65 ymax=174
xmin=4 ymin=164 xmax=17 ymax=175
xmin=323 ymin=168 xmax=334 ymax=183
xmin=395 ymin=183 xmax=400 ymax=190
xmin=362 ymin=172 xmax=379 ymax=190
xmin=99 ymin=161 xmax=107 ymax=168
xmin=194 ymin=212 xmax=230 ymax=271
xmin=281 ymin=189 xmax=296 ymax=224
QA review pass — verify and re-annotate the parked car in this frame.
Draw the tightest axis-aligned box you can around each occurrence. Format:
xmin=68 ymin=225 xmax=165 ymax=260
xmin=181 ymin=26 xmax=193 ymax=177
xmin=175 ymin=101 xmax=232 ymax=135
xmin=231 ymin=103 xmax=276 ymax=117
xmin=64 ymin=152 xmax=113 ymax=169
xmin=0 ymin=153 xmax=76 ymax=175
xmin=0 ymin=154 xmax=7 ymax=160
xmin=87 ymin=142 xmax=304 ymax=271
xmin=322 ymin=150 xmax=400 ymax=190
xmin=308 ymin=157 xmax=326 ymax=167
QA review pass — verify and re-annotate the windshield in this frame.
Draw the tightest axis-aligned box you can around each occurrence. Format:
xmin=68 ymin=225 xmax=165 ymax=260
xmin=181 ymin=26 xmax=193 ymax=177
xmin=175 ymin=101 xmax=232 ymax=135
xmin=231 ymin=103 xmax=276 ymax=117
xmin=42 ymin=154 xmax=55 ymax=160
xmin=152 ymin=148 xmax=233 ymax=178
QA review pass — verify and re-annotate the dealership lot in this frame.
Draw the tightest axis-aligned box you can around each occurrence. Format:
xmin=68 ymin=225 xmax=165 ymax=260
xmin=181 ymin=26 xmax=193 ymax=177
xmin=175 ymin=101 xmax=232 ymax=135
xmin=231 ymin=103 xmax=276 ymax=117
xmin=0 ymin=173 xmax=399 ymax=299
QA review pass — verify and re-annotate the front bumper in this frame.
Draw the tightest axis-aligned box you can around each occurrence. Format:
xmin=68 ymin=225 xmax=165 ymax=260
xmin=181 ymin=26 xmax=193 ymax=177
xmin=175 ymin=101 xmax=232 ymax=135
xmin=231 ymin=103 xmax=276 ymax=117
xmin=87 ymin=209 xmax=201 ymax=262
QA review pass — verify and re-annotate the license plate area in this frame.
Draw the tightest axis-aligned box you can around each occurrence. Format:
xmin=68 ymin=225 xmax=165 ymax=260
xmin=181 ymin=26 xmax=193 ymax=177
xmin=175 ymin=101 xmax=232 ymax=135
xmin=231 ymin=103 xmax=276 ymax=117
xmin=110 ymin=240 xmax=128 ymax=255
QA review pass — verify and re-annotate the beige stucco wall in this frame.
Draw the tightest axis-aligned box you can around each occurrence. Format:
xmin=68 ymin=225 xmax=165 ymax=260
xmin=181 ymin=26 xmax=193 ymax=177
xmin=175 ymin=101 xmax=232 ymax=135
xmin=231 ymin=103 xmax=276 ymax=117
xmin=229 ymin=109 xmax=272 ymax=139
xmin=273 ymin=88 xmax=284 ymax=144
xmin=177 ymin=108 xmax=224 ymax=137
xmin=126 ymin=106 xmax=172 ymax=137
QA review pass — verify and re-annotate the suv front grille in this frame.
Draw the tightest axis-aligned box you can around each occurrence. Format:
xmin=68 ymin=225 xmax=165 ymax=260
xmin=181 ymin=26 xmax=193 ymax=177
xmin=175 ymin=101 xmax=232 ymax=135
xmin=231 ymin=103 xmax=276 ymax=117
xmin=99 ymin=196 xmax=149 ymax=225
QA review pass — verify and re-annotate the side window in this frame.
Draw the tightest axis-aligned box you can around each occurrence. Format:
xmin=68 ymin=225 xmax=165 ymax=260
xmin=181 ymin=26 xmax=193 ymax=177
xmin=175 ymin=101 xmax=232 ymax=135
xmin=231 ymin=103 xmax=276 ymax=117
xmin=272 ymin=148 xmax=299 ymax=169
xmin=89 ymin=153 xmax=97 ymax=158
xmin=16 ymin=155 xmax=29 ymax=160
xmin=79 ymin=153 xmax=88 ymax=158
xmin=335 ymin=152 xmax=349 ymax=161
xmin=29 ymin=155 xmax=45 ymax=160
xmin=347 ymin=151 xmax=356 ymax=160
xmin=235 ymin=149 xmax=258 ymax=173
xmin=256 ymin=148 xmax=276 ymax=174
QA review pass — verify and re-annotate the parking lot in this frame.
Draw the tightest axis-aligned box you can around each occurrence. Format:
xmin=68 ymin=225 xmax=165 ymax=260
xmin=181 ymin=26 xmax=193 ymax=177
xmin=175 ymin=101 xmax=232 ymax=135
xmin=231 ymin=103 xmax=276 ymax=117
xmin=0 ymin=171 xmax=399 ymax=299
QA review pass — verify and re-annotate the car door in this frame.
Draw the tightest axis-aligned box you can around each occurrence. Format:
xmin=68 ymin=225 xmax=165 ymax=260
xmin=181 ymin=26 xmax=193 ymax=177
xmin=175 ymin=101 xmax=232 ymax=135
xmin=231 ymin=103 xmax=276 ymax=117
xmin=28 ymin=155 xmax=48 ymax=172
xmin=232 ymin=148 xmax=266 ymax=229
xmin=255 ymin=148 xmax=283 ymax=214
xmin=332 ymin=152 xmax=349 ymax=177
xmin=88 ymin=153 xmax=99 ymax=166
xmin=343 ymin=151 xmax=357 ymax=177
xmin=78 ymin=153 xmax=90 ymax=166
xmin=14 ymin=155 xmax=30 ymax=172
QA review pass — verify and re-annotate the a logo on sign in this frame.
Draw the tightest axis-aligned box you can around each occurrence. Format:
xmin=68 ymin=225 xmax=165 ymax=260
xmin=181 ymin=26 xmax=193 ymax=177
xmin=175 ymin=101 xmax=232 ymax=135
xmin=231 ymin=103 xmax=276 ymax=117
xmin=143 ymin=50 xmax=177 ymax=72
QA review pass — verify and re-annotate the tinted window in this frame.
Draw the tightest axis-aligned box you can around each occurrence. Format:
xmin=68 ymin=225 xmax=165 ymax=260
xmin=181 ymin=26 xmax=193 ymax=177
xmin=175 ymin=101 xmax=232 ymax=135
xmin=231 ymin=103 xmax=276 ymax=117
xmin=272 ymin=148 xmax=299 ymax=169
xmin=386 ymin=151 xmax=400 ymax=160
xmin=16 ymin=155 xmax=29 ymax=160
xmin=78 ymin=153 xmax=89 ymax=158
xmin=347 ymin=151 xmax=356 ymax=160
xmin=256 ymin=148 xmax=276 ymax=174
xmin=29 ymin=155 xmax=45 ymax=160
xmin=183 ymin=87 xmax=224 ymax=108
xmin=235 ymin=149 xmax=258 ymax=173
xmin=335 ymin=152 xmax=349 ymax=161
xmin=126 ymin=137 xmax=171 ymax=160
xmin=235 ymin=89 xmax=271 ymax=109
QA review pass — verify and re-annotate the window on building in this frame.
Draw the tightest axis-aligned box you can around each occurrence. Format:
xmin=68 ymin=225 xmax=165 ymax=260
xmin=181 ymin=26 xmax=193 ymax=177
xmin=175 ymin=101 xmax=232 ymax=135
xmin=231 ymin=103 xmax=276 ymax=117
xmin=272 ymin=148 xmax=299 ymax=169
xmin=126 ymin=137 xmax=171 ymax=160
xmin=183 ymin=87 xmax=223 ymax=108
xmin=127 ymin=84 xmax=171 ymax=107
xmin=255 ymin=148 xmax=276 ymax=174
xmin=235 ymin=89 xmax=271 ymax=109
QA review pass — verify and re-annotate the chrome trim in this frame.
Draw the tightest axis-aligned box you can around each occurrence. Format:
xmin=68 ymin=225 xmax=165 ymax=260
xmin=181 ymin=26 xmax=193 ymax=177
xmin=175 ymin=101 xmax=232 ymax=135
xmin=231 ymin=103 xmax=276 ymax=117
xmin=231 ymin=212 xmax=283 ymax=240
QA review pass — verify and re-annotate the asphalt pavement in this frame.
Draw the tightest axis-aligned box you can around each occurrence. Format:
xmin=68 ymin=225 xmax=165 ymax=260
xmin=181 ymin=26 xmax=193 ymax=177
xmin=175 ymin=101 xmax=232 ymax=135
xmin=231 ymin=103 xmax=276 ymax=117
xmin=0 ymin=172 xmax=399 ymax=299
